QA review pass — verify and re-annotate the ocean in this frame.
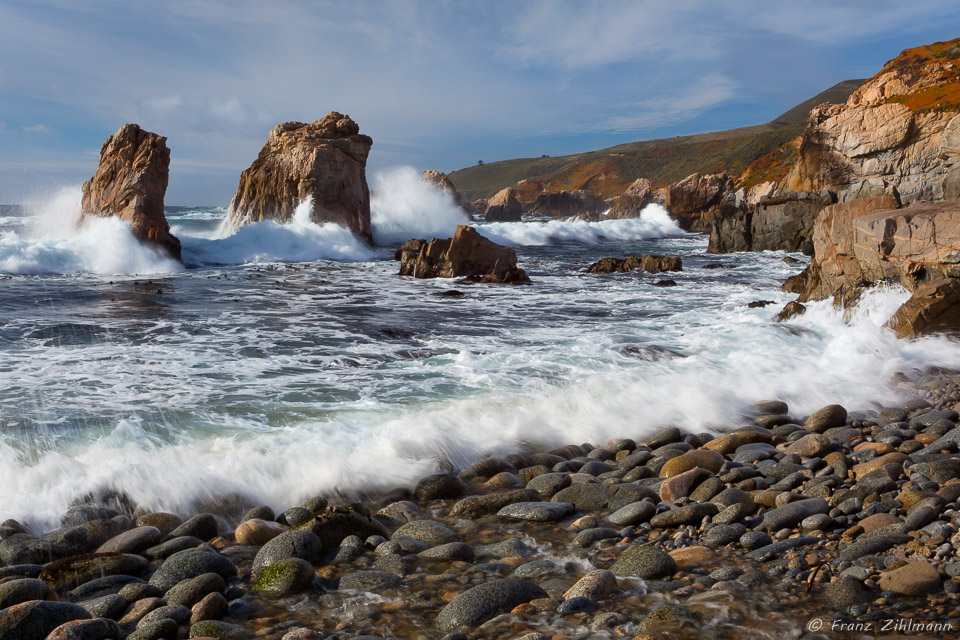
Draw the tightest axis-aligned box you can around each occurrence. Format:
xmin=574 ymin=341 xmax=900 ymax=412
xmin=3 ymin=167 xmax=960 ymax=529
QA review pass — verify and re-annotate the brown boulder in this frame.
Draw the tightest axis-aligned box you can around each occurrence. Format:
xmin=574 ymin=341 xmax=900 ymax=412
xmin=81 ymin=123 xmax=180 ymax=260
xmin=887 ymin=278 xmax=960 ymax=337
xmin=776 ymin=301 xmax=806 ymax=322
xmin=397 ymin=225 xmax=530 ymax=284
xmin=665 ymin=172 xmax=737 ymax=231
xmin=877 ymin=559 xmax=941 ymax=596
xmin=587 ymin=254 xmax=682 ymax=274
xmin=484 ymin=187 xmax=522 ymax=222
xmin=226 ymin=112 xmax=373 ymax=242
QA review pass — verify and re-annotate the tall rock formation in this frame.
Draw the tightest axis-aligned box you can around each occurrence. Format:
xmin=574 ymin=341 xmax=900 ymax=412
xmin=785 ymin=39 xmax=960 ymax=204
xmin=483 ymin=188 xmax=522 ymax=222
xmin=226 ymin=112 xmax=373 ymax=242
xmin=81 ymin=124 xmax=181 ymax=260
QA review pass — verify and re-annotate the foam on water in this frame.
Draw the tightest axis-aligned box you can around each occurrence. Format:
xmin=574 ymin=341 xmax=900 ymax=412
xmin=0 ymin=187 xmax=182 ymax=275
xmin=478 ymin=203 xmax=684 ymax=246
xmin=370 ymin=166 xmax=472 ymax=245
xmin=4 ymin=272 xmax=960 ymax=528
xmin=177 ymin=197 xmax=377 ymax=264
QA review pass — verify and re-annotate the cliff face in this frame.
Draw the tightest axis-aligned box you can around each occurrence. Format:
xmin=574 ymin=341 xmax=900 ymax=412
xmin=226 ymin=112 xmax=373 ymax=242
xmin=786 ymin=40 xmax=960 ymax=204
xmin=81 ymin=124 xmax=180 ymax=260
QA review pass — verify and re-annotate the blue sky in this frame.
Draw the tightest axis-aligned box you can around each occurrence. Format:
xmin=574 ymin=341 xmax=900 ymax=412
xmin=1 ymin=1 xmax=958 ymax=205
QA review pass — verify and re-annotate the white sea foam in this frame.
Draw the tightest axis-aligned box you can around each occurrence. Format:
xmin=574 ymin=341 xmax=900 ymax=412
xmin=178 ymin=197 xmax=376 ymax=264
xmin=4 ymin=279 xmax=960 ymax=529
xmin=0 ymin=187 xmax=182 ymax=275
xmin=370 ymin=166 xmax=472 ymax=245
xmin=477 ymin=203 xmax=684 ymax=246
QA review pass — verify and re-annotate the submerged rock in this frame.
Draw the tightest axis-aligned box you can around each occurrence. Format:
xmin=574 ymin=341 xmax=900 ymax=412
xmin=435 ymin=578 xmax=546 ymax=630
xmin=587 ymin=254 xmax=682 ymax=274
xmin=81 ymin=123 xmax=180 ymax=260
xmin=397 ymin=225 xmax=531 ymax=284
xmin=226 ymin=112 xmax=373 ymax=242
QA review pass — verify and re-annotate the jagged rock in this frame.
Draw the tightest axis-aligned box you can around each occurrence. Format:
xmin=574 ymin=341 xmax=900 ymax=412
xmin=604 ymin=178 xmax=658 ymax=219
xmin=709 ymin=191 xmax=834 ymax=254
xmin=587 ymin=255 xmax=682 ymax=274
xmin=526 ymin=189 xmax=605 ymax=218
xmin=396 ymin=225 xmax=530 ymax=284
xmin=886 ymin=278 xmax=960 ymax=337
xmin=665 ymin=172 xmax=737 ymax=231
xmin=785 ymin=40 xmax=960 ymax=204
xmin=81 ymin=124 xmax=180 ymax=260
xmin=777 ymin=301 xmax=807 ymax=322
xmin=225 ymin=112 xmax=373 ymax=242
xmin=799 ymin=199 xmax=960 ymax=307
xmin=421 ymin=170 xmax=464 ymax=208
xmin=483 ymin=188 xmax=522 ymax=222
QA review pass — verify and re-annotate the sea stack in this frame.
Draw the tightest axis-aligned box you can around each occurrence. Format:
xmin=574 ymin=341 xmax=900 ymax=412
xmin=226 ymin=112 xmax=373 ymax=243
xmin=81 ymin=123 xmax=181 ymax=260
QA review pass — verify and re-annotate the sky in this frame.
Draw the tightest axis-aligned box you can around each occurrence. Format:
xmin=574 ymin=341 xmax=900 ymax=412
xmin=1 ymin=1 xmax=958 ymax=205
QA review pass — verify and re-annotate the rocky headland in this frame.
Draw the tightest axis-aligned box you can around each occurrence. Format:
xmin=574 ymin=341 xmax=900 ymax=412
xmin=225 ymin=112 xmax=374 ymax=243
xmin=81 ymin=124 xmax=181 ymax=261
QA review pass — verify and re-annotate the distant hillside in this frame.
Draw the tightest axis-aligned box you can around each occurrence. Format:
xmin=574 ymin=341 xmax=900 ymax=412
xmin=447 ymin=79 xmax=864 ymax=202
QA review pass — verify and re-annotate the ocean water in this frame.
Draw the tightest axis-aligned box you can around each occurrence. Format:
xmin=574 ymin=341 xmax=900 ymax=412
xmin=3 ymin=169 xmax=960 ymax=529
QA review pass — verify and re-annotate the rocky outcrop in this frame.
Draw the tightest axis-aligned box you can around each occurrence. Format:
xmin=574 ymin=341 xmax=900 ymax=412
xmin=665 ymin=173 xmax=738 ymax=232
xmin=709 ymin=191 xmax=835 ymax=255
xmin=795 ymin=198 xmax=960 ymax=303
xmin=886 ymin=278 xmax=960 ymax=337
xmin=604 ymin=178 xmax=659 ymax=219
xmin=396 ymin=225 xmax=530 ymax=284
xmin=483 ymin=188 xmax=522 ymax=222
xmin=785 ymin=40 xmax=960 ymax=205
xmin=81 ymin=124 xmax=181 ymax=260
xmin=587 ymin=255 xmax=682 ymax=274
xmin=226 ymin=112 xmax=373 ymax=242
xmin=526 ymin=189 xmax=605 ymax=218
xmin=421 ymin=170 xmax=464 ymax=208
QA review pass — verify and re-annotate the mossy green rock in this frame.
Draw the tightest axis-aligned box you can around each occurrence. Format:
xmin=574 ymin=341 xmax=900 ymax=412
xmin=252 ymin=558 xmax=314 ymax=596
xmin=189 ymin=620 xmax=243 ymax=639
xmin=294 ymin=505 xmax=387 ymax=548
xmin=126 ymin=619 xmax=178 ymax=640
xmin=38 ymin=553 xmax=148 ymax=591
xmin=609 ymin=546 xmax=676 ymax=579
xmin=636 ymin=605 xmax=700 ymax=634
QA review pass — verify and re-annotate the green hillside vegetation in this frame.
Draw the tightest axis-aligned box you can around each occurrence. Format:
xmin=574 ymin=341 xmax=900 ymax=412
xmin=447 ymin=79 xmax=864 ymax=202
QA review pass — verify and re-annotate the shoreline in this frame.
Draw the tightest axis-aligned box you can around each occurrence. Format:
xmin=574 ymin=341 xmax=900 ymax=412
xmin=3 ymin=372 xmax=960 ymax=639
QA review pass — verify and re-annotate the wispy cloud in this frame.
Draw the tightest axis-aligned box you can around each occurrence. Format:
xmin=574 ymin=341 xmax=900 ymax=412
xmin=22 ymin=124 xmax=51 ymax=135
xmin=1 ymin=1 xmax=959 ymax=203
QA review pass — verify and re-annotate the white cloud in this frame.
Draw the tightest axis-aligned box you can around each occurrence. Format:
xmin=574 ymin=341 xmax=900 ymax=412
xmin=1 ymin=1 xmax=960 ymax=203
xmin=22 ymin=124 xmax=51 ymax=134
xmin=591 ymin=74 xmax=740 ymax=133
